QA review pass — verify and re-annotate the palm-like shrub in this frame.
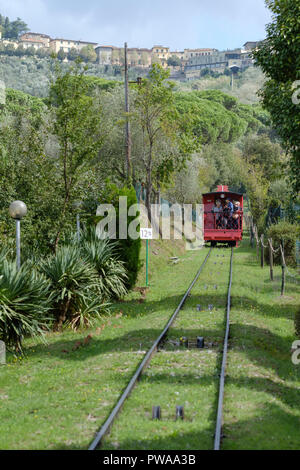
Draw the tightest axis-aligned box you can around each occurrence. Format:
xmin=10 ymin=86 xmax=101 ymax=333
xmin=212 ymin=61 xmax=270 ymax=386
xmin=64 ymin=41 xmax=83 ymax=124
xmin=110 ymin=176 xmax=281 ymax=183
xmin=0 ymin=260 xmax=52 ymax=352
xmin=39 ymin=245 xmax=104 ymax=330
xmin=69 ymin=296 xmax=110 ymax=331
xmin=80 ymin=239 xmax=128 ymax=300
xmin=0 ymin=249 xmax=10 ymax=266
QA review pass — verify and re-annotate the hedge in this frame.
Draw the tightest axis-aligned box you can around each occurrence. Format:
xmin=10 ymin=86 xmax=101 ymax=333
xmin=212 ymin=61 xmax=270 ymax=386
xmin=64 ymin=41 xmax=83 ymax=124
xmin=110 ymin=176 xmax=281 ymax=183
xmin=264 ymin=221 xmax=300 ymax=267
xmin=96 ymin=183 xmax=141 ymax=289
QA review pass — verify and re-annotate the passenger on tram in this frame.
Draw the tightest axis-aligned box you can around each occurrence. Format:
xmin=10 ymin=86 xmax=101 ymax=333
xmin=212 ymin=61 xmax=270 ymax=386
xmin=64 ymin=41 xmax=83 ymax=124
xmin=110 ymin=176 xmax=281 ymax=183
xmin=223 ymin=199 xmax=234 ymax=229
xmin=232 ymin=201 xmax=240 ymax=229
xmin=211 ymin=199 xmax=223 ymax=228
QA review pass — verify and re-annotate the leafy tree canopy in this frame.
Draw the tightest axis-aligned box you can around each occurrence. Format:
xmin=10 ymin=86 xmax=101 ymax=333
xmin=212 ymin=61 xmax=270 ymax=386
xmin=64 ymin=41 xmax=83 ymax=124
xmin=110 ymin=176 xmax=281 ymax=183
xmin=79 ymin=45 xmax=97 ymax=63
xmin=253 ymin=0 xmax=300 ymax=193
xmin=0 ymin=14 xmax=29 ymax=39
xmin=167 ymin=55 xmax=182 ymax=67
xmin=174 ymin=90 xmax=265 ymax=145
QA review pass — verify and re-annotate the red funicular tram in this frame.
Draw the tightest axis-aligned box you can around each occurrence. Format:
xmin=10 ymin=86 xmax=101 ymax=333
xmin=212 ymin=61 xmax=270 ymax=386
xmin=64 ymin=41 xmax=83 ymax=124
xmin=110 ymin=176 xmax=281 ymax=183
xmin=203 ymin=185 xmax=243 ymax=247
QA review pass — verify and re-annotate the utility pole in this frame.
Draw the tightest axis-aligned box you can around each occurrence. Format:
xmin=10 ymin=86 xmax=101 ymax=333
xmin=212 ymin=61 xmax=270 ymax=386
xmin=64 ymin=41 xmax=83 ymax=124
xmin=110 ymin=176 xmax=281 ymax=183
xmin=124 ymin=42 xmax=131 ymax=180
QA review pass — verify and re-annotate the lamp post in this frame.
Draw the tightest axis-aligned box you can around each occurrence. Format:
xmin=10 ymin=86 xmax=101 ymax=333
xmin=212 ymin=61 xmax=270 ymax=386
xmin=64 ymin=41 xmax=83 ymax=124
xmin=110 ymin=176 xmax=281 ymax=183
xmin=9 ymin=200 xmax=27 ymax=270
xmin=72 ymin=201 xmax=82 ymax=241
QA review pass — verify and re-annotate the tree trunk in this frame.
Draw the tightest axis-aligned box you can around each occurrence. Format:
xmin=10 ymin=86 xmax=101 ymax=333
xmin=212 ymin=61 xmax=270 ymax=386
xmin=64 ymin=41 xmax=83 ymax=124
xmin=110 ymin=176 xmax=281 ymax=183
xmin=54 ymin=174 xmax=72 ymax=251
xmin=55 ymin=298 xmax=71 ymax=331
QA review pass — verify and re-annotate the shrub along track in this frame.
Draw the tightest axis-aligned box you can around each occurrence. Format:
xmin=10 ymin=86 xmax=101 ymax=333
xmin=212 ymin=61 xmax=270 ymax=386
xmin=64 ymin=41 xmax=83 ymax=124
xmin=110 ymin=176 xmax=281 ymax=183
xmin=89 ymin=246 xmax=234 ymax=450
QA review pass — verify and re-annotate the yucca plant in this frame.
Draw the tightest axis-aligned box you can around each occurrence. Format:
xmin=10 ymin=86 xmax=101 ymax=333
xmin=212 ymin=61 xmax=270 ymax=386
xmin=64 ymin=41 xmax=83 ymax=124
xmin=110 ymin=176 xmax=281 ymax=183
xmin=80 ymin=239 xmax=128 ymax=300
xmin=68 ymin=296 xmax=110 ymax=331
xmin=0 ymin=260 xmax=52 ymax=353
xmin=39 ymin=245 xmax=103 ymax=330
xmin=0 ymin=249 xmax=10 ymax=266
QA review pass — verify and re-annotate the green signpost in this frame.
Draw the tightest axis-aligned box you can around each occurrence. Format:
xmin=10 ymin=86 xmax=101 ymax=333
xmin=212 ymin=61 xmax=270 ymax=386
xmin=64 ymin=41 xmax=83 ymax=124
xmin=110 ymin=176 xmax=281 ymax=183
xmin=140 ymin=228 xmax=153 ymax=287
xmin=146 ymin=239 xmax=149 ymax=287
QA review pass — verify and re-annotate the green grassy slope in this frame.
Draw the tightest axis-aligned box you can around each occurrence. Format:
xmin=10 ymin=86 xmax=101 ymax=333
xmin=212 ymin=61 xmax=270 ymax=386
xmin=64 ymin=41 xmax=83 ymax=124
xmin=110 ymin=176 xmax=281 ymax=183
xmin=0 ymin=238 xmax=299 ymax=450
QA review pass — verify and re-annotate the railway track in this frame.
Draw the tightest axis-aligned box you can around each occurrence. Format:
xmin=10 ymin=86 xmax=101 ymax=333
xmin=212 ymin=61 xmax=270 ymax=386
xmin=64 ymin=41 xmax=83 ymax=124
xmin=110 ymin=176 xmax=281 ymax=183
xmin=89 ymin=246 xmax=234 ymax=451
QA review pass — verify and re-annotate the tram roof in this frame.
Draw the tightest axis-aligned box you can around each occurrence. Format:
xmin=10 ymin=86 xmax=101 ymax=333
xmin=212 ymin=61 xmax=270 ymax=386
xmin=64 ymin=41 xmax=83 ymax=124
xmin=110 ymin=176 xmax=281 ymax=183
xmin=202 ymin=191 xmax=243 ymax=197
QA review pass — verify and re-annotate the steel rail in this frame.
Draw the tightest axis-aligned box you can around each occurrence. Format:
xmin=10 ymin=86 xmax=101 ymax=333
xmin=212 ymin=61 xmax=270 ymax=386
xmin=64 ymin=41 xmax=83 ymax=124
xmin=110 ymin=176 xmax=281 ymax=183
xmin=88 ymin=247 xmax=213 ymax=450
xmin=214 ymin=246 xmax=234 ymax=450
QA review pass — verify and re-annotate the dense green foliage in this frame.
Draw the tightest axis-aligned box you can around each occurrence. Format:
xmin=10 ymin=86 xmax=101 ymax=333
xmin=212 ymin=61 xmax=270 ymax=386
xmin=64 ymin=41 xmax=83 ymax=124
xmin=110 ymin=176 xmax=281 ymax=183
xmin=167 ymin=55 xmax=182 ymax=67
xmin=39 ymin=245 xmax=105 ymax=330
xmin=79 ymin=44 xmax=97 ymax=63
xmin=0 ymin=55 xmax=264 ymax=105
xmin=175 ymin=66 xmax=265 ymax=105
xmin=132 ymin=65 xmax=196 ymax=220
xmin=0 ymin=56 xmax=121 ymax=97
xmin=0 ymin=88 xmax=62 ymax=255
xmin=48 ymin=62 xmax=104 ymax=249
xmin=175 ymin=90 xmax=266 ymax=145
xmin=0 ymin=230 xmax=128 ymax=349
xmin=78 ymin=230 xmax=128 ymax=300
xmin=0 ymin=65 xmax=284 ymax=256
xmin=253 ymin=0 xmax=300 ymax=192
xmin=0 ymin=259 xmax=52 ymax=352
xmin=0 ymin=60 xmax=292 ymax=352
xmin=99 ymin=184 xmax=142 ymax=289
xmin=168 ymin=90 xmax=285 ymax=227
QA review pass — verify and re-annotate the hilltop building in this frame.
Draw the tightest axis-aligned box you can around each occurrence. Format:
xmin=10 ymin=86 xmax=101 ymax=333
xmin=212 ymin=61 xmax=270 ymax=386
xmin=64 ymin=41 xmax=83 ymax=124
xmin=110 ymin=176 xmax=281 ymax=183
xmin=0 ymin=31 xmax=18 ymax=49
xmin=127 ymin=47 xmax=152 ymax=67
xmin=243 ymin=41 xmax=263 ymax=51
xmin=49 ymin=38 xmax=98 ymax=54
xmin=20 ymin=32 xmax=51 ymax=49
xmin=95 ymin=45 xmax=219 ymax=69
xmin=185 ymin=47 xmax=253 ymax=78
xmin=95 ymin=45 xmax=153 ymax=68
xmin=95 ymin=45 xmax=118 ymax=65
xmin=183 ymin=48 xmax=217 ymax=61
xmin=151 ymin=45 xmax=170 ymax=67
xmin=0 ymin=29 xmax=261 ymax=77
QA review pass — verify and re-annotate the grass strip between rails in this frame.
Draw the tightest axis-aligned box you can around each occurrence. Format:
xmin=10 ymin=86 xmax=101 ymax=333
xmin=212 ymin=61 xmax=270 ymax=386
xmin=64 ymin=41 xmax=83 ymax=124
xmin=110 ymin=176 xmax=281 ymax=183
xmin=100 ymin=247 xmax=230 ymax=450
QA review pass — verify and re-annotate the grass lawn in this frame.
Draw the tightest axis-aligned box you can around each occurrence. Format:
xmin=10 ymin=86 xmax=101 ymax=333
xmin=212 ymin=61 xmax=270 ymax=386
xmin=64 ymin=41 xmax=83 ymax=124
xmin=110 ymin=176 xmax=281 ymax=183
xmin=0 ymin=237 xmax=299 ymax=450
xmin=100 ymin=239 xmax=300 ymax=450
xmin=0 ymin=239 xmax=208 ymax=450
xmin=223 ymin=243 xmax=300 ymax=449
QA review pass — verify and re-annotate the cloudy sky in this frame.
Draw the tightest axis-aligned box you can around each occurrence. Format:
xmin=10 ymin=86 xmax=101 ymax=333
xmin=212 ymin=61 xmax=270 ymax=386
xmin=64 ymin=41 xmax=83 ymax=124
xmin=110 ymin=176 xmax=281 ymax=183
xmin=1 ymin=0 xmax=271 ymax=50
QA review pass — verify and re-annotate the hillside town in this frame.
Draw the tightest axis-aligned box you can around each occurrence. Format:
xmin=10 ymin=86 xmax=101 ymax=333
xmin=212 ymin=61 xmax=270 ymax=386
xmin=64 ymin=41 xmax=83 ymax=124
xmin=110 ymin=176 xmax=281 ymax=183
xmin=0 ymin=29 xmax=261 ymax=77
